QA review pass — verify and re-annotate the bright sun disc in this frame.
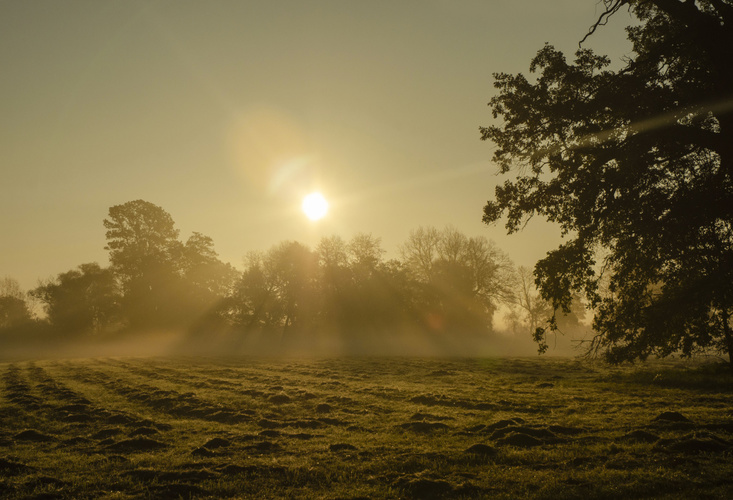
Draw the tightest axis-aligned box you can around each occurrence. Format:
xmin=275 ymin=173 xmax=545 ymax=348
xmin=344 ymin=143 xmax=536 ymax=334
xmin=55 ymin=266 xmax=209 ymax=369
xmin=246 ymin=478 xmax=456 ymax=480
xmin=302 ymin=192 xmax=329 ymax=220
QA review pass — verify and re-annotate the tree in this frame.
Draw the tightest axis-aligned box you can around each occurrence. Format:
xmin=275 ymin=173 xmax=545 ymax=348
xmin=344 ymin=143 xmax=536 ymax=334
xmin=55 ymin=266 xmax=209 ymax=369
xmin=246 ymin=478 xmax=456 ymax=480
xmin=31 ymin=263 xmax=120 ymax=335
xmin=316 ymin=236 xmax=351 ymax=332
xmin=0 ymin=276 xmax=25 ymax=301
xmin=481 ymin=1 xmax=733 ymax=367
xmin=0 ymin=277 xmax=33 ymax=332
xmin=231 ymin=251 xmax=282 ymax=332
xmin=171 ymin=232 xmax=240 ymax=334
xmin=231 ymin=242 xmax=318 ymax=338
xmin=400 ymin=226 xmax=441 ymax=283
xmin=401 ymin=226 xmax=514 ymax=333
xmin=318 ymin=235 xmax=350 ymax=271
xmin=104 ymin=200 xmax=181 ymax=282
xmin=342 ymin=233 xmax=394 ymax=335
xmin=104 ymin=200 xmax=183 ymax=328
xmin=504 ymin=266 xmax=587 ymax=351
xmin=315 ymin=233 xmax=409 ymax=342
xmin=181 ymin=232 xmax=239 ymax=305
xmin=268 ymin=241 xmax=319 ymax=337
xmin=509 ymin=266 xmax=554 ymax=340
xmin=317 ymin=236 xmax=350 ymax=301
xmin=348 ymin=233 xmax=385 ymax=279
xmin=0 ymin=296 xmax=32 ymax=331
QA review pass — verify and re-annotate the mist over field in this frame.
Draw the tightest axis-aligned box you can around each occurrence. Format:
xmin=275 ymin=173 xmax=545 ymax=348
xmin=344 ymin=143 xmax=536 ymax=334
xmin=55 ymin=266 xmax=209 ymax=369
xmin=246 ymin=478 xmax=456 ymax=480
xmin=2 ymin=1 xmax=733 ymax=498
xmin=0 ymin=324 xmax=574 ymax=362
xmin=1 ymin=200 xmax=590 ymax=362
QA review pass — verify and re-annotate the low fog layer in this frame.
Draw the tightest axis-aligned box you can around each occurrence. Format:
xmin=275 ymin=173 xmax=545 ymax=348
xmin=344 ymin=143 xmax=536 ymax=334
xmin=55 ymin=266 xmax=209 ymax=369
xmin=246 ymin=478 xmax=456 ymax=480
xmin=0 ymin=325 xmax=588 ymax=362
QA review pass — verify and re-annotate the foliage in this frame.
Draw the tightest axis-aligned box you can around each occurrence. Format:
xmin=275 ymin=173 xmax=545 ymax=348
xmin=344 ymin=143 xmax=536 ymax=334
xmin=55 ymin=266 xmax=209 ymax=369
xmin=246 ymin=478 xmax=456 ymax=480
xmin=0 ymin=276 xmax=26 ymax=301
xmin=481 ymin=0 xmax=733 ymax=366
xmin=225 ymin=227 xmax=517 ymax=345
xmin=182 ymin=232 xmax=239 ymax=298
xmin=264 ymin=241 xmax=320 ymax=337
xmin=232 ymin=235 xmax=409 ymax=341
xmin=16 ymin=199 xmax=519 ymax=346
xmin=104 ymin=200 xmax=181 ymax=284
xmin=0 ymin=277 xmax=32 ymax=331
xmin=400 ymin=226 xmax=515 ymax=333
xmin=31 ymin=263 xmax=120 ymax=335
xmin=231 ymin=242 xmax=319 ymax=336
xmin=0 ymin=296 xmax=32 ymax=331
xmin=103 ymin=200 xmax=184 ymax=328
xmin=0 ymin=277 xmax=37 ymax=339
xmin=180 ymin=232 xmax=240 ymax=333
xmin=103 ymin=200 xmax=238 ymax=330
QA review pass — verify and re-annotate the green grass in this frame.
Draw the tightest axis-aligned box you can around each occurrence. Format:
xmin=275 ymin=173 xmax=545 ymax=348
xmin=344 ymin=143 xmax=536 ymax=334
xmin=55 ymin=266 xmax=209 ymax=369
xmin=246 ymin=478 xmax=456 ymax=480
xmin=1 ymin=356 xmax=732 ymax=499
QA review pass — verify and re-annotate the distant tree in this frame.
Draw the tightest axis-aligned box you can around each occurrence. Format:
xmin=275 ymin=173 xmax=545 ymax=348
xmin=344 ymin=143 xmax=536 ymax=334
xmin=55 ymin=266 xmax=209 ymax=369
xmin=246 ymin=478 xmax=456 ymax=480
xmin=509 ymin=266 xmax=554 ymax=341
xmin=0 ymin=276 xmax=25 ymax=301
xmin=343 ymin=233 xmax=393 ymax=334
xmin=316 ymin=236 xmax=351 ymax=332
xmin=316 ymin=233 xmax=410 ymax=340
xmin=318 ymin=235 xmax=350 ymax=271
xmin=268 ymin=241 xmax=319 ymax=337
xmin=31 ymin=263 xmax=120 ymax=335
xmin=317 ymin=235 xmax=351 ymax=297
xmin=176 ymin=232 xmax=240 ymax=333
xmin=231 ymin=251 xmax=282 ymax=332
xmin=504 ymin=266 xmax=587 ymax=349
xmin=0 ymin=277 xmax=33 ymax=332
xmin=232 ymin=242 xmax=318 ymax=338
xmin=481 ymin=1 xmax=733 ymax=366
xmin=103 ymin=200 xmax=184 ymax=328
xmin=400 ymin=226 xmax=441 ymax=283
xmin=459 ymin=231 xmax=515 ymax=311
xmin=0 ymin=296 xmax=32 ymax=331
xmin=348 ymin=233 xmax=385 ymax=279
xmin=401 ymin=226 xmax=514 ymax=333
xmin=181 ymin=232 xmax=239 ymax=305
xmin=104 ymin=200 xmax=181 ymax=281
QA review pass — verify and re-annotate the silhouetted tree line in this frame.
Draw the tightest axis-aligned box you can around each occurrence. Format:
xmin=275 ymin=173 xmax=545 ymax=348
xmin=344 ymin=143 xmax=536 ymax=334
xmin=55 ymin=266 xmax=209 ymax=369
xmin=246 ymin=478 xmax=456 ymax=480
xmin=1 ymin=200 xmax=584 ymax=350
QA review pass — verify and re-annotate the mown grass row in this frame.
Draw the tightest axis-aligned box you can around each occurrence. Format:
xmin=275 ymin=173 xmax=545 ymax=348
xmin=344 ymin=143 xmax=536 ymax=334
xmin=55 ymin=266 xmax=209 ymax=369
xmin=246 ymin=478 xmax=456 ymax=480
xmin=1 ymin=356 xmax=732 ymax=499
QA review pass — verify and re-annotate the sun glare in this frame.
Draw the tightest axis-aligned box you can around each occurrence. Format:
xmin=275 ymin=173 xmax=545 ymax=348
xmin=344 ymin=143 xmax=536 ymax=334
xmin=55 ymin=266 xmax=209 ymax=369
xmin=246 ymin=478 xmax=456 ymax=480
xmin=302 ymin=192 xmax=329 ymax=220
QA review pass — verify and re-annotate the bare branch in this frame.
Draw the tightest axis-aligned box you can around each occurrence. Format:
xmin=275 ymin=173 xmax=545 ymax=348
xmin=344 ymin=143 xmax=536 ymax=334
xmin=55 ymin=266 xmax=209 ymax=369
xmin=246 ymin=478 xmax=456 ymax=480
xmin=580 ymin=0 xmax=628 ymax=47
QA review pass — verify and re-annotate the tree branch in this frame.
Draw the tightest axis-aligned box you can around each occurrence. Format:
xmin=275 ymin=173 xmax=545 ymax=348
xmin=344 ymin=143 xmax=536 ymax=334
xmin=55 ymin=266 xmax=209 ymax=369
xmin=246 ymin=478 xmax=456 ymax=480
xmin=580 ymin=0 xmax=628 ymax=47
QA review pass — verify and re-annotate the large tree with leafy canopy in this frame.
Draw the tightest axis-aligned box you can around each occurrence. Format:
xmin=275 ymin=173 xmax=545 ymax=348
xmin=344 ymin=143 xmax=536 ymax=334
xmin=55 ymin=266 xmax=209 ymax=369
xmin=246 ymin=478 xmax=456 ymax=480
xmin=481 ymin=0 xmax=733 ymax=367
xmin=104 ymin=200 xmax=237 ymax=330
xmin=104 ymin=200 xmax=184 ymax=328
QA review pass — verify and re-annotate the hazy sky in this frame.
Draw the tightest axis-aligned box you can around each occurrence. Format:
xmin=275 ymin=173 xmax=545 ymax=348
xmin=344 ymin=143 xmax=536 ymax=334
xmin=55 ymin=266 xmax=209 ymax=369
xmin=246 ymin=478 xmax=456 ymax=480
xmin=1 ymin=1 xmax=635 ymax=291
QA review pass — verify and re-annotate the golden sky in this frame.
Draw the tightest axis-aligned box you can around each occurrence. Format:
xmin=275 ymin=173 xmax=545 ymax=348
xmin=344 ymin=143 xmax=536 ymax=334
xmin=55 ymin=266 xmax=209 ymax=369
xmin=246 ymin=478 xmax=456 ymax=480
xmin=1 ymin=1 xmax=634 ymax=290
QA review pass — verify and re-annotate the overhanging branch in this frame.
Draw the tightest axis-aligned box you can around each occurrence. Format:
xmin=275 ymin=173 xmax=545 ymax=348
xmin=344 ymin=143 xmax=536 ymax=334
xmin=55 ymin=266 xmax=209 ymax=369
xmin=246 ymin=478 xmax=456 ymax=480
xmin=580 ymin=0 xmax=628 ymax=47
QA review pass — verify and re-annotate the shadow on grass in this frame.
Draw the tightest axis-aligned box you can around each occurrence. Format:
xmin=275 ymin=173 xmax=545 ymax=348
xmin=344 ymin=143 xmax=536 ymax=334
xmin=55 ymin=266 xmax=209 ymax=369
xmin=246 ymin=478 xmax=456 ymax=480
xmin=621 ymin=361 xmax=733 ymax=393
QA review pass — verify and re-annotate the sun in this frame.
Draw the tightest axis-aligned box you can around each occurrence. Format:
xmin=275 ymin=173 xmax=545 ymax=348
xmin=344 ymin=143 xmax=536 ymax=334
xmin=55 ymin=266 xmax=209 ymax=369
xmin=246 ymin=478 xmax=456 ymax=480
xmin=302 ymin=192 xmax=329 ymax=220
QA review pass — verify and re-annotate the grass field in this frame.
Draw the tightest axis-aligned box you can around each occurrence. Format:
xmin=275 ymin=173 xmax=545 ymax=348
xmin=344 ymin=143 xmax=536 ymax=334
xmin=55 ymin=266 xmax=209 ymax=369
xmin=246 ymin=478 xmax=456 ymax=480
xmin=1 ymin=356 xmax=732 ymax=499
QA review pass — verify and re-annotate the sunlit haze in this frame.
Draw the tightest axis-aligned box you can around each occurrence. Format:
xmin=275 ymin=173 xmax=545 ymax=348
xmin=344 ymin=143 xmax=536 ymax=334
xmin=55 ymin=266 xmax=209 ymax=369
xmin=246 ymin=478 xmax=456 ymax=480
xmin=2 ymin=3 xmax=730 ymax=496
xmin=1 ymin=1 xmax=633 ymax=291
